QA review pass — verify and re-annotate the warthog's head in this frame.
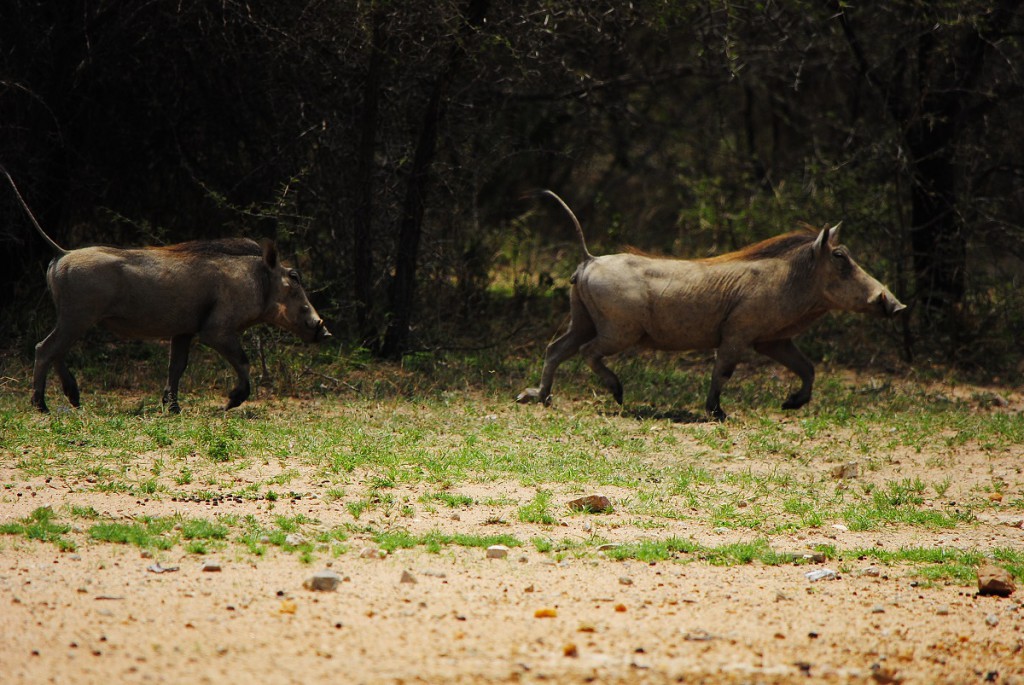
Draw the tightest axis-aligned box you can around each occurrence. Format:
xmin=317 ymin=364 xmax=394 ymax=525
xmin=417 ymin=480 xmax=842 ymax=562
xmin=261 ymin=240 xmax=332 ymax=342
xmin=813 ymin=225 xmax=906 ymax=317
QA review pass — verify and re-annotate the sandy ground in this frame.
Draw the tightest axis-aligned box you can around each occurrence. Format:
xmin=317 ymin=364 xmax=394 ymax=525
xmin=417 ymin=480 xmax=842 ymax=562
xmin=2 ymin=479 xmax=1023 ymax=685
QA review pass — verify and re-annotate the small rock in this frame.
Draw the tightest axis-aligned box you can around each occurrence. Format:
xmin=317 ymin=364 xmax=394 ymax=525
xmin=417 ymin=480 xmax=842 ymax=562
xmin=202 ymin=562 xmax=222 ymax=573
xmin=712 ymin=527 xmax=730 ymax=535
xmin=682 ymin=630 xmax=714 ymax=642
xmin=986 ymin=613 xmax=1000 ymax=627
xmin=870 ymin=665 xmax=903 ymax=684
xmin=977 ymin=563 xmax=1015 ymax=597
xmin=140 ymin=550 xmax=153 ymax=559
xmin=936 ymin=605 xmax=950 ymax=616
xmin=619 ymin=576 xmax=634 ymax=586
xmin=534 ymin=607 xmax=557 ymax=618
xmin=830 ymin=462 xmax=860 ymax=479
xmin=284 ymin=533 xmax=307 ymax=547
xmin=486 ymin=545 xmax=509 ymax=559
xmin=563 ymin=642 xmax=578 ymax=657
xmin=304 ymin=570 xmax=341 ymax=592
xmin=861 ymin=566 xmax=882 ymax=578
xmin=989 ymin=492 xmax=1004 ymax=502
xmin=597 ymin=543 xmax=620 ymax=552
xmin=147 ymin=563 xmax=179 ymax=574
xmin=400 ymin=570 xmax=417 ymax=584
xmin=871 ymin=604 xmax=885 ymax=614
xmin=805 ymin=569 xmax=838 ymax=582
xmin=421 ymin=569 xmax=447 ymax=579
xmin=259 ymin=535 xmax=271 ymax=544
xmin=567 ymin=495 xmax=611 ymax=513
xmin=360 ymin=546 xmax=386 ymax=560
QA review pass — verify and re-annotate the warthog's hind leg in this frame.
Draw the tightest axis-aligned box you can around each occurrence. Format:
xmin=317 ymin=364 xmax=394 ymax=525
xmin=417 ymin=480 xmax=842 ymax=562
xmin=516 ymin=328 xmax=590 ymax=405
xmin=162 ymin=334 xmax=194 ymax=414
xmin=517 ymin=292 xmax=596 ymax=406
xmin=753 ymin=339 xmax=815 ymax=410
xmin=33 ymin=323 xmax=83 ymax=413
xmin=579 ymin=337 xmax=625 ymax=405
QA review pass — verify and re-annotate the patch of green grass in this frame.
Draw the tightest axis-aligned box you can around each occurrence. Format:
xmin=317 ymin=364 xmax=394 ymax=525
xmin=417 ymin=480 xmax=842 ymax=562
xmin=374 ymin=529 xmax=522 ymax=554
xmin=88 ymin=517 xmax=176 ymax=550
xmin=0 ymin=506 xmax=76 ymax=552
xmin=518 ymin=490 xmax=558 ymax=524
xmin=180 ymin=518 xmax=229 ymax=540
xmin=604 ymin=536 xmax=699 ymax=563
xmin=420 ymin=492 xmax=475 ymax=508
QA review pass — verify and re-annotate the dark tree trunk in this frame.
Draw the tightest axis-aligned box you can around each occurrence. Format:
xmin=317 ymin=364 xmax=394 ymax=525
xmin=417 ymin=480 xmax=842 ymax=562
xmin=378 ymin=0 xmax=489 ymax=359
xmin=906 ymin=133 xmax=964 ymax=323
xmin=353 ymin=10 xmax=386 ymax=346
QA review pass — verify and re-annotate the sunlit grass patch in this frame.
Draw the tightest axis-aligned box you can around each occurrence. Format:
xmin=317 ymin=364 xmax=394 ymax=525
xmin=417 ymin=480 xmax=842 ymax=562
xmin=0 ymin=506 xmax=76 ymax=552
xmin=88 ymin=517 xmax=176 ymax=550
xmin=374 ymin=529 xmax=522 ymax=554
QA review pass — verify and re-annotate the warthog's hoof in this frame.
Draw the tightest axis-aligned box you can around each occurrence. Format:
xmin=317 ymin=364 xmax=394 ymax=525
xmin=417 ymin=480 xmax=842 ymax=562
xmin=516 ymin=388 xmax=548 ymax=405
xmin=706 ymin=406 xmax=727 ymax=422
xmin=781 ymin=392 xmax=811 ymax=410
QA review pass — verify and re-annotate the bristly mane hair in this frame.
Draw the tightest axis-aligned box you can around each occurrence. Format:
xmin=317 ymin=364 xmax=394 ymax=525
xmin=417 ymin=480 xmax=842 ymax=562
xmin=160 ymin=238 xmax=262 ymax=257
xmin=701 ymin=228 xmax=818 ymax=263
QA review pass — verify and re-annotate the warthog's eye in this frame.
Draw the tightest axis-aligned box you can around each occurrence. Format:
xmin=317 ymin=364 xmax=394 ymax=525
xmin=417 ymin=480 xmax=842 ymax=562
xmin=288 ymin=270 xmax=301 ymax=283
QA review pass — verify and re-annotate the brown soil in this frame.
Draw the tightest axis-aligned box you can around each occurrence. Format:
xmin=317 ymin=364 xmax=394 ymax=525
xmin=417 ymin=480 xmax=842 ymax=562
xmin=2 ymin=395 xmax=1023 ymax=684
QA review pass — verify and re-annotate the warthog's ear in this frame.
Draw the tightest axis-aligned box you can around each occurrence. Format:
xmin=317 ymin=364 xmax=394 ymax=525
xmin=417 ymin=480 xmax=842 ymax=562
xmin=827 ymin=221 xmax=842 ymax=245
xmin=812 ymin=222 xmax=842 ymax=254
xmin=261 ymin=239 xmax=279 ymax=269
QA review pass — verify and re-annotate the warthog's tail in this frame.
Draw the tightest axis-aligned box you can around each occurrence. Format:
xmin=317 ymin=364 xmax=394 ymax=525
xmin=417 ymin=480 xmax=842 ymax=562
xmin=1 ymin=164 xmax=67 ymax=254
xmin=538 ymin=189 xmax=593 ymax=261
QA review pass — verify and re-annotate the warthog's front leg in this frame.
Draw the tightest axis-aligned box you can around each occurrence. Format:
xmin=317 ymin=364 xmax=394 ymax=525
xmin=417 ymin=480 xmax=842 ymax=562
xmin=705 ymin=346 xmax=742 ymax=422
xmin=202 ymin=333 xmax=251 ymax=410
xmin=753 ymin=339 xmax=815 ymax=410
xmin=579 ymin=338 xmax=624 ymax=405
xmin=55 ymin=358 xmax=80 ymax=408
xmin=162 ymin=334 xmax=194 ymax=414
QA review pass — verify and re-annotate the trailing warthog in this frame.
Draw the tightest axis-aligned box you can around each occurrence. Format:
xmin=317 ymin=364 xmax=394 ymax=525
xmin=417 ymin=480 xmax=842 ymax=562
xmin=3 ymin=166 xmax=331 ymax=413
xmin=517 ymin=191 xmax=905 ymax=420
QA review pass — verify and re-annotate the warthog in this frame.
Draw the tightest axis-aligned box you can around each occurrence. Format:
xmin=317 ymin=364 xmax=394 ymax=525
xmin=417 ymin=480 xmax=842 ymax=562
xmin=3 ymin=166 xmax=331 ymax=413
xmin=517 ymin=191 xmax=905 ymax=420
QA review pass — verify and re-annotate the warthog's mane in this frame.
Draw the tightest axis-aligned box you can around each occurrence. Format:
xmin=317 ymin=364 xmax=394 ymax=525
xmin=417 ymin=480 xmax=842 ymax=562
xmin=703 ymin=229 xmax=818 ymax=263
xmin=160 ymin=238 xmax=262 ymax=258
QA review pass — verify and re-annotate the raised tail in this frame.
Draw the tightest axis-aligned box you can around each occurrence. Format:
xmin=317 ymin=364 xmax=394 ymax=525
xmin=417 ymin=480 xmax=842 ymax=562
xmin=538 ymin=189 xmax=593 ymax=261
xmin=1 ymin=164 xmax=67 ymax=254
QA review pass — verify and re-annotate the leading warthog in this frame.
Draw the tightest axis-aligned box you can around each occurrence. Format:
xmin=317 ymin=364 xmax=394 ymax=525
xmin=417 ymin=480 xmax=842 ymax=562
xmin=3 ymin=167 xmax=331 ymax=413
xmin=517 ymin=191 xmax=905 ymax=420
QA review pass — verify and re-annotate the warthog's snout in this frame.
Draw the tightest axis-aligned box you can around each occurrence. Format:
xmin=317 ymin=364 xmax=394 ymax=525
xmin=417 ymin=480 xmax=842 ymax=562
xmin=871 ymin=290 xmax=906 ymax=317
xmin=313 ymin=319 xmax=332 ymax=341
